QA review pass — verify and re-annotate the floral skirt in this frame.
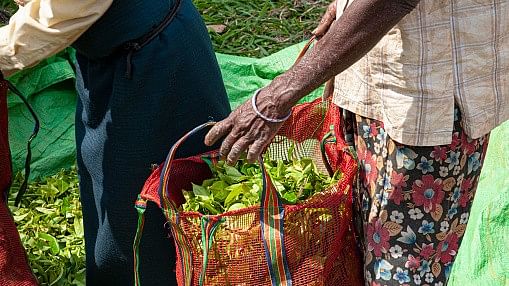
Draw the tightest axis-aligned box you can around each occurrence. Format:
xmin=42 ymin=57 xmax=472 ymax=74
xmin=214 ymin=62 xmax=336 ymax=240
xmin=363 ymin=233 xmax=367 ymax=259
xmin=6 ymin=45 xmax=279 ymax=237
xmin=344 ymin=108 xmax=490 ymax=286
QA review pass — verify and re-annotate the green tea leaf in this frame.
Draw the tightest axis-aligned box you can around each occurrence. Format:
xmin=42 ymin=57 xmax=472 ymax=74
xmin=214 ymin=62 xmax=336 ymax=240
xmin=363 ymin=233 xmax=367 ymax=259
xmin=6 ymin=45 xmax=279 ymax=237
xmin=224 ymin=183 xmax=248 ymax=207
xmin=210 ymin=181 xmax=229 ymax=202
xmin=197 ymin=199 xmax=221 ymax=215
xmin=192 ymin=183 xmax=210 ymax=197
xmin=201 ymin=179 xmax=216 ymax=187
xmin=282 ymin=192 xmax=298 ymax=204
xmin=13 ymin=212 xmax=29 ymax=222
xmin=38 ymin=233 xmax=60 ymax=255
xmin=11 ymin=167 xmax=86 ymax=285
xmin=35 ymin=207 xmax=55 ymax=215
xmin=227 ymin=203 xmax=246 ymax=212
xmin=74 ymin=218 xmax=84 ymax=237
xmin=225 ymin=164 xmax=243 ymax=177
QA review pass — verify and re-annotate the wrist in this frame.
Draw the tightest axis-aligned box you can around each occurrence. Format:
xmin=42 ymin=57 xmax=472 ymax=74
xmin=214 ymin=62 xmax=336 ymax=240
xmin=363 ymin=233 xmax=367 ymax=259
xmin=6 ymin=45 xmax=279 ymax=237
xmin=251 ymin=89 xmax=291 ymax=123
xmin=258 ymin=77 xmax=302 ymax=116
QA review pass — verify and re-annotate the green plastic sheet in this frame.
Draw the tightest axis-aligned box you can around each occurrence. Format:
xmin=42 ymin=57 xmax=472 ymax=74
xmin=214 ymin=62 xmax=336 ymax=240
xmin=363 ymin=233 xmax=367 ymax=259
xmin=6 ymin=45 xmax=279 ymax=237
xmin=7 ymin=49 xmax=77 ymax=180
xmin=6 ymin=43 xmax=509 ymax=285
xmin=448 ymin=120 xmax=509 ymax=285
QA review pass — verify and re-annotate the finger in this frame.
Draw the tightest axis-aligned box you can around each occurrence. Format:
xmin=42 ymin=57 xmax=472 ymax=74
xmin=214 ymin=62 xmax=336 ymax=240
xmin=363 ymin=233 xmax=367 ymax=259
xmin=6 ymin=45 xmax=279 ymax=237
xmin=314 ymin=15 xmax=334 ymax=36
xmin=247 ymin=140 xmax=267 ymax=163
xmin=227 ymin=138 xmax=251 ymax=165
xmin=204 ymin=119 xmax=232 ymax=146
xmin=219 ymin=132 xmax=238 ymax=160
xmin=313 ymin=4 xmax=336 ymax=36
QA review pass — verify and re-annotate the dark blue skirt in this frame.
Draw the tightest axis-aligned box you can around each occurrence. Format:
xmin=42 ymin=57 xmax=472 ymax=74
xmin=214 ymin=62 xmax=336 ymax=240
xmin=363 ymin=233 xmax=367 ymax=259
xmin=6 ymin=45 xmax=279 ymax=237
xmin=74 ymin=0 xmax=230 ymax=284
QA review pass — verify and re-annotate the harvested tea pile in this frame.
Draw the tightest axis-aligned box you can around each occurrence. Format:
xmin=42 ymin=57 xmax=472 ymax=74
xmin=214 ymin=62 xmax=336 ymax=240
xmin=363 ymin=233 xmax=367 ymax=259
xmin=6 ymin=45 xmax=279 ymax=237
xmin=182 ymin=151 xmax=340 ymax=214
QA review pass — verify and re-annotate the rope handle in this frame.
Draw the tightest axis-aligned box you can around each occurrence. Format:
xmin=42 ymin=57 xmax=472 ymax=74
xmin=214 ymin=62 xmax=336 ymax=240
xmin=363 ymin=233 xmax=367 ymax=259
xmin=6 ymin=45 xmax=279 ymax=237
xmin=157 ymin=122 xmax=281 ymax=217
xmin=294 ymin=37 xmax=338 ymax=175
xmin=292 ymin=36 xmax=335 ymax=102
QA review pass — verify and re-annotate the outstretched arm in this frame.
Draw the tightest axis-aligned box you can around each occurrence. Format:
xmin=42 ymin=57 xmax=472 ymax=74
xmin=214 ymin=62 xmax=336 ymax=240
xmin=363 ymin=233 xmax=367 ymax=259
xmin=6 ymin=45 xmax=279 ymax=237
xmin=205 ymin=0 xmax=421 ymax=164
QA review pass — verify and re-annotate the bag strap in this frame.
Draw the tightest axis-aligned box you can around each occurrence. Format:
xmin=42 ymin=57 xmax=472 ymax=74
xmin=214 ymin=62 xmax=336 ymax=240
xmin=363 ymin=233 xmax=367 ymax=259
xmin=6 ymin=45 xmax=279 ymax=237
xmin=133 ymin=196 xmax=147 ymax=286
xmin=259 ymin=159 xmax=292 ymax=286
xmin=293 ymin=36 xmax=335 ymax=102
xmin=156 ymin=121 xmax=292 ymax=286
xmin=0 ymin=74 xmax=40 ymax=206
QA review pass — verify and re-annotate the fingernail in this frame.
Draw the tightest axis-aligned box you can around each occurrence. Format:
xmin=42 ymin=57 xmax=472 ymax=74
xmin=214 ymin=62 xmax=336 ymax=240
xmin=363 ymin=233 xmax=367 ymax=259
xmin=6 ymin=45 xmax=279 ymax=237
xmin=204 ymin=135 xmax=213 ymax=146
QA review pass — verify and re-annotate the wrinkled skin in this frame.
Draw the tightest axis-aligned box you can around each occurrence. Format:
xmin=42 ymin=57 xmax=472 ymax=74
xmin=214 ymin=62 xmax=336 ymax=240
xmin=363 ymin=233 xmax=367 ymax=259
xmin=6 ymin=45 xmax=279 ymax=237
xmin=205 ymin=91 xmax=285 ymax=164
xmin=204 ymin=0 xmax=421 ymax=165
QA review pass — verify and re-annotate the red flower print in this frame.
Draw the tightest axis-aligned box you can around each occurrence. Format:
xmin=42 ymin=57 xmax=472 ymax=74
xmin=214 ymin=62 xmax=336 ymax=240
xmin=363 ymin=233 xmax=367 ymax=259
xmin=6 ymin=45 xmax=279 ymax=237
xmin=389 ymin=188 xmax=404 ymax=205
xmin=404 ymin=254 xmax=421 ymax=271
xmin=371 ymin=282 xmax=381 ymax=286
xmin=412 ymin=175 xmax=445 ymax=213
xmin=457 ymin=178 xmax=473 ymax=208
xmin=461 ymin=132 xmax=477 ymax=155
xmin=458 ymin=191 xmax=470 ymax=208
xmin=450 ymin=132 xmax=461 ymax=150
xmin=367 ymin=219 xmax=390 ymax=257
xmin=370 ymin=122 xmax=379 ymax=137
xmin=460 ymin=178 xmax=473 ymax=192
xmin=420 ymin=243 xmax=435 ymax=260
xmin=436 ymin=233 xmax=459 ymax=264
xmin=430 ymin=146 xmax=448 ymax=163
xmin=359 ymin=149 xmax=378 ymax=187
xmin=391 ymin=171 xmax=408 ymax=190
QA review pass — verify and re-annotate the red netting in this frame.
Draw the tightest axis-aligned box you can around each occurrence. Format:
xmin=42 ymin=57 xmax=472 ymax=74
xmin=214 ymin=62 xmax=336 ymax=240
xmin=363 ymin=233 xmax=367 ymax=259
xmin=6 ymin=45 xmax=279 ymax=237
xmin=0 ymin=79 xmax=38 ymax=286
xmin=140 ymin=97 xmax=364 ymax=285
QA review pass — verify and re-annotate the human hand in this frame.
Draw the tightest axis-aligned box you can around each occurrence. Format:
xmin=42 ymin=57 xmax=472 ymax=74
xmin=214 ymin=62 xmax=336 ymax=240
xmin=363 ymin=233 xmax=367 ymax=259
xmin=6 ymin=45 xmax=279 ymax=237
xmin=312 ymin=0 xmax=337 ymax=37
xmin=14 ymin=0 xmax=27 ymax=6
xmin=204 ymin=88 xmax=289 ymax=165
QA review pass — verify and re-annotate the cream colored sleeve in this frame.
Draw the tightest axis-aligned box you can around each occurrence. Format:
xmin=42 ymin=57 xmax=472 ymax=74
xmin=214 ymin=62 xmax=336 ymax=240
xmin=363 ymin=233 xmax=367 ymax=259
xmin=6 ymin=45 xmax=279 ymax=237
xmin=0 ymin=0 xmax=113 ymax=74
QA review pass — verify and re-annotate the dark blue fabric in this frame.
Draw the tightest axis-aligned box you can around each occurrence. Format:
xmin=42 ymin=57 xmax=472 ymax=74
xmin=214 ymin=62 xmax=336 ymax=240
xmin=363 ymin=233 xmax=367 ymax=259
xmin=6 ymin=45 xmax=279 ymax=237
xmin=74 ymin=0 xmax=230 ymax=284
xmin=73 ymin=0 xmax=174 ymax=59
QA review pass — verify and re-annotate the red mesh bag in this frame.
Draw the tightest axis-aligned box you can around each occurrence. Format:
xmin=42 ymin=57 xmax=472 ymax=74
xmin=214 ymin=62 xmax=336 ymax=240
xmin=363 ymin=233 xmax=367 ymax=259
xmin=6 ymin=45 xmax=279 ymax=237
xmin=0 ymin=77 xmax=39 ymax=286
xmin=134 ymin=39 xmax=364 ymax=286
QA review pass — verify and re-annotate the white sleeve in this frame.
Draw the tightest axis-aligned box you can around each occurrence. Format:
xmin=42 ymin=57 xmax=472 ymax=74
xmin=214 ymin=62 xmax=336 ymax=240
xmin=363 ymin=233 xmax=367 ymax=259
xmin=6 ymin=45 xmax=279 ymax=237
xmin=0 ymin=0 xmax=113 ymax=74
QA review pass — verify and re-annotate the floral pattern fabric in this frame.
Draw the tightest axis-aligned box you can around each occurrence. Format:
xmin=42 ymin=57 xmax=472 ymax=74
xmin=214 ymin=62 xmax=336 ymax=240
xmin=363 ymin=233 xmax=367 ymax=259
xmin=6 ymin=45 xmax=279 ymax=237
xmin=345 ymin=108 xmax=490 ymax=286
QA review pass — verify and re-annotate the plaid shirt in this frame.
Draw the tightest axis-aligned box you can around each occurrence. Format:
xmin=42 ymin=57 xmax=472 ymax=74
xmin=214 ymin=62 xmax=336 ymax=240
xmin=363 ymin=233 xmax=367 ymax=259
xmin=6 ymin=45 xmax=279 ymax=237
xmin=333 ymin=0 xmax=508 ymax=146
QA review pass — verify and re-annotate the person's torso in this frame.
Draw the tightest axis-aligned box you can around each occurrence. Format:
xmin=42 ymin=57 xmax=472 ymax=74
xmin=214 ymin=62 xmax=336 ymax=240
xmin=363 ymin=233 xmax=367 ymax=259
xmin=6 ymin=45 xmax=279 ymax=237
xmin=73 ymin=0 xmax=175 ymax=59
xmin=333 ymin=0 xmax=509 ymax=146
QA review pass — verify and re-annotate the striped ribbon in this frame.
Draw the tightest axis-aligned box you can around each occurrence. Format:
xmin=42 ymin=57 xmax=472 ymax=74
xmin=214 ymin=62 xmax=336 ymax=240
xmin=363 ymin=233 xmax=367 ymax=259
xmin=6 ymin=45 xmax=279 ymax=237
xmin=133 ymin=196 xmax=147 ymax=286
xmin=260 ymin=158 xmax=293 ymax=286
xmin=158 ymin=122 xmax=216 ymax=286
xmin=199 ymin=216 xmax=225 ymax=286
xmin=162 ymin=208 xmax=194 ymax=286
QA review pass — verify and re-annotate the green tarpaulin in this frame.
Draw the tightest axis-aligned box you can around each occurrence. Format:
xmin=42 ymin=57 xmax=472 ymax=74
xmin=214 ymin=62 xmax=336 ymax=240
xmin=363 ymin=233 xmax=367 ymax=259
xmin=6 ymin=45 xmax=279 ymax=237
xmin=448 ymin=120 xmax=509 ymax=285
xmin=7 ymin=43 xmax=509 ymax=285
xmin=7 ymin=48 xmax=77 ymax=180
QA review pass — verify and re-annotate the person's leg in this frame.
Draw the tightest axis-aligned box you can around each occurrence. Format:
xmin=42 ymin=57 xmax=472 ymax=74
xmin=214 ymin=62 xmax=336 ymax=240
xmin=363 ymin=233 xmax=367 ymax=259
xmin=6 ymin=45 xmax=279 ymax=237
xmin=352 ymin=108 xmax=490 ymax=286
xmin=75 ymin=1 xmax=230 ymax=285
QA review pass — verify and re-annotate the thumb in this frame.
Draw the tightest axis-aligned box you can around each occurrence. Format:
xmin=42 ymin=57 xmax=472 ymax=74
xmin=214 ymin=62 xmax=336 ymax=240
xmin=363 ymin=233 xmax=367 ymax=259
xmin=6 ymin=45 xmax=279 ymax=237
xmin=313 ymin=3 xmax=336 ymax=36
